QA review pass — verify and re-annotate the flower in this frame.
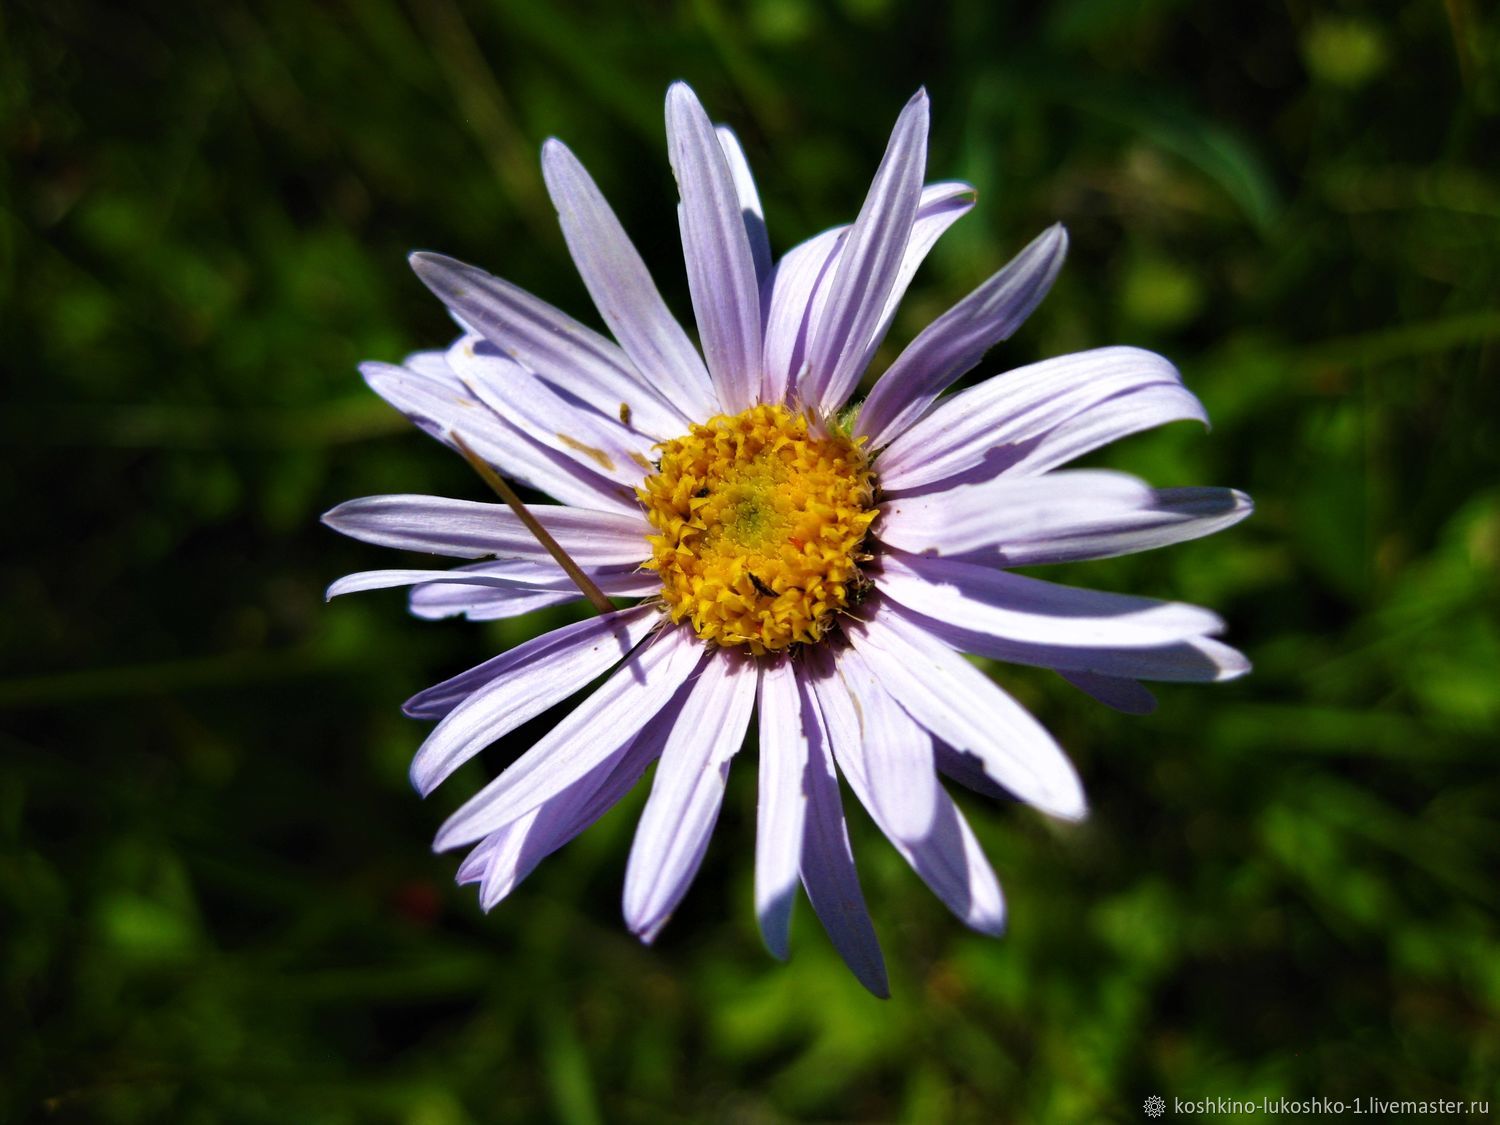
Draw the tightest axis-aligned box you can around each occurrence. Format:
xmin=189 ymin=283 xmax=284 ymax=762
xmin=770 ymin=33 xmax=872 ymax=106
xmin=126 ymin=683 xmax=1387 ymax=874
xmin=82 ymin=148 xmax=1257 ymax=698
xmin=323 ymin=82 xmax=1251 ymax=996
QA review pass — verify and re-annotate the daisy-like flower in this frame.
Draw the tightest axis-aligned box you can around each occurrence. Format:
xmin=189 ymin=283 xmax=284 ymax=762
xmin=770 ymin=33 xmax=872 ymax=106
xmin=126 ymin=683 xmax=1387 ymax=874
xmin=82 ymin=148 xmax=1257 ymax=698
xmin=323 ymin=83 xmax=1251 ymax=996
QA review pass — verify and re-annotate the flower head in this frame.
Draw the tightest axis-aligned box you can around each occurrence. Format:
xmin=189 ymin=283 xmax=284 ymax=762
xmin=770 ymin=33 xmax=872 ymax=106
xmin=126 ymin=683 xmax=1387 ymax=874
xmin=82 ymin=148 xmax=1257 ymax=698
xmin=323 ymin=82 xmax=1251 ymax=996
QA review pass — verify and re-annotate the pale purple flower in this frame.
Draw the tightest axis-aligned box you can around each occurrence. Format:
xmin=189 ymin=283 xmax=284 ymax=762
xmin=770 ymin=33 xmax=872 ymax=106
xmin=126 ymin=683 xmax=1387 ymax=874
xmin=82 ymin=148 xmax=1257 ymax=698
xmin=323 ymin=82 xmax=1251 ymax=996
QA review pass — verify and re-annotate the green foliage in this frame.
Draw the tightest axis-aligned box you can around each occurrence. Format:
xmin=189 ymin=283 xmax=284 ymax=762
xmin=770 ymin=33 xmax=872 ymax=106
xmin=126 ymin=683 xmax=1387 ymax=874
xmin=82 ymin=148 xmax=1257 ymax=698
xmin=3 ymin=0 xmax=1498 ymax=1121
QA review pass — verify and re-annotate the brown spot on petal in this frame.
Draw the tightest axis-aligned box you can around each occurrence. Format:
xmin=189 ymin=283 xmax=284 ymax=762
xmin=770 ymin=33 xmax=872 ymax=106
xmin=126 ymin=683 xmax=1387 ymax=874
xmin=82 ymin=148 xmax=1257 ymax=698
xmin=618 ymin=402 xmax=632 ymax=426
xmin=557 ymin=434 xmax=615 ymax=471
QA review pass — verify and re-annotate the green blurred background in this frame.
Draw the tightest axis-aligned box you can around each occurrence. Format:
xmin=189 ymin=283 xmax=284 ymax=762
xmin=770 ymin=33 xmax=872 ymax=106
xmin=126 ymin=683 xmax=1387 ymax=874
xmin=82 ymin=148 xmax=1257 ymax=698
xmin=4 ymin=0 xmax=1498 ymax=1121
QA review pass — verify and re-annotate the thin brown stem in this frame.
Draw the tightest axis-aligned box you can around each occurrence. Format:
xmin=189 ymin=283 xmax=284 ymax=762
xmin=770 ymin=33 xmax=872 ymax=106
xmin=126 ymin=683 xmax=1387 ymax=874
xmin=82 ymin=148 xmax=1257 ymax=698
xmin=450 ymin=433 xmax=615 ymax=616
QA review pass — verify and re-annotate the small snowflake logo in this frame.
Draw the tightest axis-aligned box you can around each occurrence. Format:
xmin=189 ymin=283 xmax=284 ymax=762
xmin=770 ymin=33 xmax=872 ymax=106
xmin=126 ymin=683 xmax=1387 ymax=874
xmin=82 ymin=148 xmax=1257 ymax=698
xmin=1144 ymin=1094 xmax=1166 ymax=1118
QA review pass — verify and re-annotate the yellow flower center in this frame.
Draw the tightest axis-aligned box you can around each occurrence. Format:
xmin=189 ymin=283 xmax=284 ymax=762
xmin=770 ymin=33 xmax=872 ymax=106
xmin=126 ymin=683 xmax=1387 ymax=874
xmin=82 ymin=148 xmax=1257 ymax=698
xmin=637 ymin=403 xmax=877 ymax=655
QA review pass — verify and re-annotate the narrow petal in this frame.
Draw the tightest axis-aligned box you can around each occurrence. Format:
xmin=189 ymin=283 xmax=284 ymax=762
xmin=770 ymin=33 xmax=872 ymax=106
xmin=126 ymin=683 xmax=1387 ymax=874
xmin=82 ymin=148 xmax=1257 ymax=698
xmin=327 ymin=561 xmax=654 ymax=602
xmin=877 ymin=470 xmax=1156 ymax=558
xmin=863 ymin=182 xmax=976 ymax=372
xmin=408 ymin=585 xmax=578 ymax=622
xmin=760 ymin=183 xmax=975 ymax=405
xmin=824 ymin=648 xmax=939 ymax=842
xmin=1004 ymin=382 xmax=1216 ymax=478
xmin=797 ymin=665 xmax=889 ymax=998
xmin=754 ymin=656 xmax=809 ymax=959
xmin=472 ymin=693 xmax=682 ymax=910
xmin=760 ymin=225 xmax=844 ymax=405
xmin=813 ymin=657 xmax=1005 ymax=935
xmin=448 ymin=335 xmax=654 ymax=489
xmin=407 ymin=604 xmax=659 ymax=720
xmin=540 ymin=139 xmax=718 ymax=420
xmin=875 ymin=551 xmax=1225 ymax=648
xmin=889 ymin=603 xmax=1251 ymax=683
xmin=1060 ymin=670 xmax=1157 ymax=715
xmin=320 ymin=495 xmax=649 ymax=565
xmin=934 ymin=743 xmax=1014 ymax=802
xmin=801 ymin=90 xmax=929 ymax=414
xmin=409 ymin=252 xmax=690 ymax=436
xmin=849 ymin=601 xmax=1087 ymax=821
xmin=408 ymin=606 xmax=659 ymax=795
xmin=976 ymin=487 xmax=1255 ymax=568
xmin=877 ymin=347 xmax=1197 ymax=491
xmin=623 ymin=652 xmax=757 ymax=941
xmin=666 ymin=82 xmax=762 ymax=413
xmin=858 ymin=224 xmax=1068 ymax=449
xmin=361 ymin=358 xmax=638 ymax=513
xmin=434 ymin=627 xmax=706 ymax=850
xmin=715 ymin=125 xmax=772 ymax=284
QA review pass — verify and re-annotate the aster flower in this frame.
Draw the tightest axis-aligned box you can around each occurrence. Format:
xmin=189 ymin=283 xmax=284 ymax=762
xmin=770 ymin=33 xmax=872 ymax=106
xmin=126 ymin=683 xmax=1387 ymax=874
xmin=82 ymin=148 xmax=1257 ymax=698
xmin=323 ymin=82 xmax=1251 ymax=996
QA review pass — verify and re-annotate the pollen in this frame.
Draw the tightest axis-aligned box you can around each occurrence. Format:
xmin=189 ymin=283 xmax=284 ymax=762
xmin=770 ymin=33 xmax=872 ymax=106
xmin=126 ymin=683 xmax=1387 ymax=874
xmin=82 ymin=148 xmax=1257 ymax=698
xmin=637 ymin=403 xmax=877 ymax=655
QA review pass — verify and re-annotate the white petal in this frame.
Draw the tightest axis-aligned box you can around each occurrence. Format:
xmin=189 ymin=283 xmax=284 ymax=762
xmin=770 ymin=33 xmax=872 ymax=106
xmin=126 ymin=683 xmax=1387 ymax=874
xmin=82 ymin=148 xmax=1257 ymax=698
xmin=667 ymin=83 xmax=763 ymax=414
xmin=715 ymin=125 xmax=772 ymax=284
xmin=798 ymin=668 xmax=889 ymax=998
xmin=753 ymin=657 xmax=808 ymax=959
xmin=857 ymin=224 xmax=1068 ymax=449
xmin=320 ymin=494 xmax=649 ymax=565
xmin=849 ymin=602 xmax=1087 ymax=821
xmin=623 ymin=652 xmax=757 ymax=941
xmin=876 ymin=346 xmax=1201 ymax=491
xmin=433 ymin=627 xmax=706 ymax=850
xmin=760 ymin=183 xmax=975 ymax=406
xmin=409 ymin=606 xmax=659 ymax=795
xmin=825 ymin=648 xmax=939 ymax=842
xmin=877 ymin=470 xmax=1155 ymax=558
xmin=541 ymin=139 xmax=719 ymax=421
xmin=1060 ymin=670 xmax=1157 ymax=715
xmin=448 ymin=335 xmax=655 ymax=489
xmin=813 ymin=652 xmax=1005 ymax=935
xmin=409 ymin=252 xmax=690 ymax=437
xmin=361 ymin=357 xmax=637 ymax=513
xmin=875 ymin=551 xmax=1225 ymax=648
xmin=802 ymin=90 xmax=929 ymax=414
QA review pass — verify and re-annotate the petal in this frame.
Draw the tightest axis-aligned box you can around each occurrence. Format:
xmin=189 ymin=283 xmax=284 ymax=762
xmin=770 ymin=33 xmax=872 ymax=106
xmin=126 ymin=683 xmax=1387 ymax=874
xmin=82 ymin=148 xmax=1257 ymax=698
xmin=320 ymin=495 xmax=649 ymax=565
xmin=798 ymin=661 xmax=889 ymax=998
xmin=801 ymin=90 xmax=929 ymax=415
xmin=326 ymin=561 xmax=654 ymax=602
xmin=877 ymin=470 xmax=1156 ymax=558
xmin=877 ymin=347 xmax=1198 ymax=491
xmin=823 ymin=648 xmax=938 ymax=842
xmin=623 ymin=651 xmax=757 ymax=941
xmin=472 ymin=696 xmax=681 ymax=910
xmin=875 ymin=551 xmax=1225 ymax=649
xmin=814 ymin=655 xmax=1005 ymax=935
xmin=761 ymin=182 xmax=974 ymax=407
xmin=448 ymin=335 xmax=654 ymax=489
xmin=890 ymin=604 xmax=1251 ymax=683
xmin=857 ymin=224 xmax=1069 ymax=449
xmin=1060 ymin=670 xmax=1157 ymax=715
xmin=760 ymin=225 xmax=844 ymax=405
xmin=361 ymin=357 xmax=638 ymax=513
xmin=753 ymin=656 xmax=809 ymax=959
xmin=434 ymin=627 xmax=707 ymax=850
xmin=409 ymin=252 xmax=690 ymax=437
xmin=407 ymin=603 xmax=657 ymax=721
xmin=715 ymin=125 xmax=772 ymax=284
xmin=540 ymin=139 xmax=718 ymax=421
xmin=977 ymin=486 xmax=1254 ymax=568
xmin=1004 ymin=382 xmax=1216 ymax=478
xmin=408 ymin=585 xmax=578 ymax=622
xmin=666 ymin=82 xmax=763 ymax=414
xmin=848 ymin=600 xmax=1087 ymax=821
xmin=408 ymin=606 xmax=659 ymax=794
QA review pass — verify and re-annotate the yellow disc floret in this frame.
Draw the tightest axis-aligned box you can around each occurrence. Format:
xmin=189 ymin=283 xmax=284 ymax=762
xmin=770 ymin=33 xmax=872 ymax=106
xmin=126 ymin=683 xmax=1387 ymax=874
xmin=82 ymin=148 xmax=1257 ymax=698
xmin=638 ymin=403 xmax=877 ymax=654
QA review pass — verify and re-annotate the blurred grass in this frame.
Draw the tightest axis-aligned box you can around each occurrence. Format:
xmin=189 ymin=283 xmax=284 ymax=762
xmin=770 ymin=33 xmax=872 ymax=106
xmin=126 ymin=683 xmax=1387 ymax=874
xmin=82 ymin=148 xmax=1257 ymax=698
xmin=3 ymin=0 xmax=1499 ymax=1122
